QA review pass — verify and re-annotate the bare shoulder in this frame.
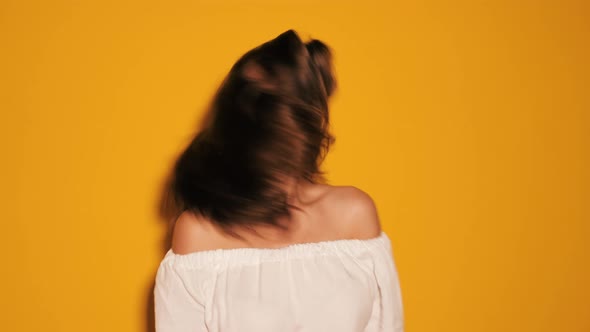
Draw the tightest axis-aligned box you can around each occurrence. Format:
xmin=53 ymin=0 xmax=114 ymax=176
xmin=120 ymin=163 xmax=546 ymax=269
xmin=171 ymin=210 xmax=224 ymax=254
xmin=171 ymin=185 xmax=383 ymax=253
xmin=321 ymin=185 xmax=382 ymax=240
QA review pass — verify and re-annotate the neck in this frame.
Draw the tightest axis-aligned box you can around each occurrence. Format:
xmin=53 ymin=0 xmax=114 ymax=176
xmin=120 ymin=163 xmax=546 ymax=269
xmin=284 ymin=176 xmax=312 ymax=206
xmin=238 ymin=177 xmax=314 ymax=243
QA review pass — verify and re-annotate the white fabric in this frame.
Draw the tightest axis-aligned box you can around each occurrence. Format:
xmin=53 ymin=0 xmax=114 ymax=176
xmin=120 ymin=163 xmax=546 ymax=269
xmin=154 ymin=231 xmax=404 ymax=331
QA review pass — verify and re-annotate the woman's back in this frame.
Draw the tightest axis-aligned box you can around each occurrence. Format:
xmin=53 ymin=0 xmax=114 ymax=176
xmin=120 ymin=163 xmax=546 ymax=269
xmin=155 ymin=30 xmax=404 ymax=331
xmin=154 ymin=184 xmax=404 ymax=331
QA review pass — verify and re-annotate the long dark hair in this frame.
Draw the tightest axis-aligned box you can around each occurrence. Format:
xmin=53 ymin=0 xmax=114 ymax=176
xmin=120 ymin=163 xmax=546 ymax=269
xmin=171 ymin=29 xmax=336 ymax=237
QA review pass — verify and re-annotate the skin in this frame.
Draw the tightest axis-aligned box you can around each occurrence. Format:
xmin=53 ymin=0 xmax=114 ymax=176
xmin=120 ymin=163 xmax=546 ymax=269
xmin=171 ymin=179 xmax=383 ymax=254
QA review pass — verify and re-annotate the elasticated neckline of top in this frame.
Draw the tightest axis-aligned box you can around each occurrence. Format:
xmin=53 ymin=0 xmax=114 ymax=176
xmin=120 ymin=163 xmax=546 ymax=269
xmin=160 ymin=231 xmax=391 ymax=269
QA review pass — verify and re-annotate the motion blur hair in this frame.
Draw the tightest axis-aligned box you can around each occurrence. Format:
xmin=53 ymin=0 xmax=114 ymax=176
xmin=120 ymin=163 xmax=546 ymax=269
xmin=171 ymin=29 xmax=336 ymax=237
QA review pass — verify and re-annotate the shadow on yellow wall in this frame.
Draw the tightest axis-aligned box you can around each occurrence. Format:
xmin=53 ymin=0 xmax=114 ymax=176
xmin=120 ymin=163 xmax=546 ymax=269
xmin=144 ymin=170 xmax=177 ymax=332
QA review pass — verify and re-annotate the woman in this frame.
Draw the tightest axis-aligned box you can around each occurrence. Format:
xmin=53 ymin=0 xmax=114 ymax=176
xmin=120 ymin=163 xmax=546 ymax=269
xmin=154 ymin=29 xmax=404 ymax=331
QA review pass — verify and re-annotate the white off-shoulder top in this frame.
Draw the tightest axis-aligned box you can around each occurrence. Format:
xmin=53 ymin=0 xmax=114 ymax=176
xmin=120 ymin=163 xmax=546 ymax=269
xmin=154 ymin=231 xmax=404 ymax=332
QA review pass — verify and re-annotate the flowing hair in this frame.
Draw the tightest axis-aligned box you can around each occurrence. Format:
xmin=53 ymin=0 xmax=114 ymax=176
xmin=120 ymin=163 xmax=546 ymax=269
xmin=170 ymin=30 xmax=337 ymax=238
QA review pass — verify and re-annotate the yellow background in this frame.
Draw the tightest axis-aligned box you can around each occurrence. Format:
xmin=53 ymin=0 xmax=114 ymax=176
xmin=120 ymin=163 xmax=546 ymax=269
xmin=1 ymin=0 xmax=588 ymax=331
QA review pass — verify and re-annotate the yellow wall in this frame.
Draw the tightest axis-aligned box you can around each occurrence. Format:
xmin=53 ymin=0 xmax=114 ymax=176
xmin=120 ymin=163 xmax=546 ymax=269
xmin=1 ymin=1 xmax=588 ymax=331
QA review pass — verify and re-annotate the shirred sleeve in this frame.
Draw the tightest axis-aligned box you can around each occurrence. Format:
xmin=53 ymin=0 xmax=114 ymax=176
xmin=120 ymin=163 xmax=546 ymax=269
xmin=372 ymin=235 xmax=405 ymax=331
xmin=154 ymin=260 xmax=208 ymax=331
